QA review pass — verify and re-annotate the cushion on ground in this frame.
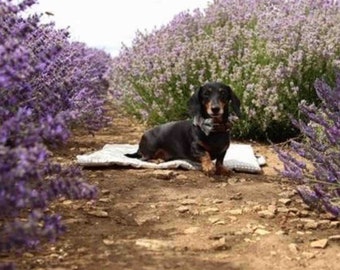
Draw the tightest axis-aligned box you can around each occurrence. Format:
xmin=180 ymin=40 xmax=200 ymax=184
xmin=76 ymin=143 xmax=265 ymax=174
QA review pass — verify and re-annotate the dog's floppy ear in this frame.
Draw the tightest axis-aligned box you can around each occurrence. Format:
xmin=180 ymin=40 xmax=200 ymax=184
xmin=229 ymin=88 xmax=242 ymax=118
xmin=188 ymin=87 xmax=202 ymax=117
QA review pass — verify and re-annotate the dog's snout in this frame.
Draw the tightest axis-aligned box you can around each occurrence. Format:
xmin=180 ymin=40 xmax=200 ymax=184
xmin=211 ymin=106 xmax=220 ymax=114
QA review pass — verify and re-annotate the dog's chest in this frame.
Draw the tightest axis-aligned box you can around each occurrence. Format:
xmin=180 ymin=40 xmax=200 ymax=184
xmin=201 ymin=132 xmax=230 ymax=154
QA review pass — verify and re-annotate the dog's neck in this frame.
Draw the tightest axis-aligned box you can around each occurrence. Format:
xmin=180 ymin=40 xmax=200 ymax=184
xmin=193 ymin=115 xmax=232 ymax=136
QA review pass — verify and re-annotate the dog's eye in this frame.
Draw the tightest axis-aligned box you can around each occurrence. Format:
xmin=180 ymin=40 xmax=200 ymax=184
xmin=219 ymin=90 xmax=229 ymax=100
xmin=202 ymin=90 xmax=211 ymax=99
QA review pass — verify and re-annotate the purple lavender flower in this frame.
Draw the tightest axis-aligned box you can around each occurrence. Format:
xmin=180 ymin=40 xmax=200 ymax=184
xmin=278 ymin=73 xmax=340 ymax=217
xmin=111 ymin=0 xmax=340 ymax=140
xmin=1 ymin=0 xmax=109 ymax=261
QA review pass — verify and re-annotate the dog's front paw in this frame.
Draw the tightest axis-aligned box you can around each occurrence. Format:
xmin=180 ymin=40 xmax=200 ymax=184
xmin=200 ymin=153 xmax=215 ymax=176
xmin=202 ymin=162 xmax=215 ymax=176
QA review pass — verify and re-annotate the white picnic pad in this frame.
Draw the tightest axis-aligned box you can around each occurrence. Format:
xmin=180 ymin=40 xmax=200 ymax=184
xmin=76 ymin=143 xmax=265 ymax=174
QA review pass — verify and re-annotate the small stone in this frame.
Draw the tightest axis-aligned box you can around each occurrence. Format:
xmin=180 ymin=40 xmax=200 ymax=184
xmin=77 ymin=247 xmax=88 ymax=253
xmin=208 ymin=217 xmax=226 ymax=225
xmin=258 ymin=210 xmax=275 ymax=219
xmin=213 ymin=199 xmax=223 ymax=204
xmin=254 ymin=228 xmax=270 ymax=236
xmin=330 ymin=221 xmax=340 ymax=228
xmin=288 ymin=207 xmax=299 ymax=213
xmin=153 ymin=170 xmax=176 ymax=180
xmin=328 ymin=235 xmax=340 ymax=241
xmin=101 ymin=189 xmax=110 ymax=195
xmin=177 ymin=206 xmax=190 ymax=213
xmin=301 ymin=203 xmax=312 ymax=210
xmin=135 ymin=239 xmax=174 ymax=251
xmin=229 ymin=193 xmax=242 ymax=200
xmin=288 ymin=243 xmax=299 ymax=254
xmin=215 ymin=220 xmax=226 ymax=225
xmin=235 ymin=228 xmax=253 ymax=235
xmin=277 ymin=207 xmax=289 ymax=213
xmin=227 ymin=209 xmax=243 ymax=215
xmin=298 ymin=210 xmax=310 ymax=217
xmin=87 ymin=210 xmax=109 ymax=218
xmin=278 ymin=198 xmax=292 ymax=205
xmin=209 ymin=217 xmax=220 ymax=224
xmin=304 ymin=221 xmax=318 ymax=230
xmin=275 ymin=230 xmax=285 ymax=235
xmin=191 ymin=209 xmax=200 ymax=215
xmin=23 ymin=252 xmax=34 ymax=258
xmin=218 ymin=183 xmax=228 ymax=188
xmin=202 ymin=207 xmax=220 ymax=214
xmin=302 ymin=252 xmax=317 ymax=259
xmin=317 ymin=220 xmax=331 ymax=229
xmin=212 ymin=237 xmax=231 ymax=251
xmin=267 ymin=205 xmax=277 ymax=213
xmin=63 ymin=218 xmax=85 ymax=225
xmin=184 ymin=227 xmax=200 ymax=234
xmin=99 ymin=198 xmax=111 ymax=203
xmin=319 ymin=212 xmax=336 ymax=220
xmin=62 ymin=200 xmax=73 ymax=205
xmin=279 ymin=190 xmax=297 ymax=198
xmin=176 ymin=174 xmax=188 ymax=180
xmin=242 ymin=207 xmax=251 ymax=213
xmin=49 ymin=253 xmax=61 ymax=260
xmin=310 ymin=239 xmax=328 ymax=249
xmin=227 ymin=178 xmax=239 ymax=185
xmin=135 ymin=215 xmax=160 ymax=225
xmin=103 ymin=239 xmax=115 ymax=246
xmin=227 ymin=216 xmax=238 ymax=222
xmin=270 ymin=251 xmax=277 ymax=256
xmin=181 ymin=199 xmax=197 ymax=205
xmin=209 ymin=234 xmax=225 ymax=240
xmin=300 ymin=218 xmax=315 ymax=223
xmin=252 ymin=205 xmax=262 ymax=211
xmin=244 ymin=238 xmax=255 ymax=243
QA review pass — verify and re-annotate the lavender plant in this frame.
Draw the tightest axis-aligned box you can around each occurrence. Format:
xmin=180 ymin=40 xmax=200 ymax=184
xmin=0 ymin=0 xmax=111 ymax=259
xmin=111 ymin=0 xmax=340 ymax=140
xmin=278 ymin=73 xmax=340 ymax=217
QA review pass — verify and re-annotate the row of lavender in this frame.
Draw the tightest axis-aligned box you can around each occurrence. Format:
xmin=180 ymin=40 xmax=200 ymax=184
xmin=111 ymin=0 xmax=340 ymax=140
xmin=278 ymin=75 xmax=340 ymax=217
xmin=0 ymin=0 xmax=112 ymax=258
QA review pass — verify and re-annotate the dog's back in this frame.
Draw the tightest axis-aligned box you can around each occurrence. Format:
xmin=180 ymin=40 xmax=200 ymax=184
xmin=127 ymin=120 xmax=194 ymax=161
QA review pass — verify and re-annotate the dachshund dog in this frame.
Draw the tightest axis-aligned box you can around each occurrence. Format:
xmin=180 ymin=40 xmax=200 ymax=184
xmin=126 ymin=82 xmax=241 ymax=175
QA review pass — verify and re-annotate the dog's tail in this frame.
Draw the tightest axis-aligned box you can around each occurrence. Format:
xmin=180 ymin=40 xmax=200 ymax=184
xmin=125 ymin=152 xmax=142 ymax=159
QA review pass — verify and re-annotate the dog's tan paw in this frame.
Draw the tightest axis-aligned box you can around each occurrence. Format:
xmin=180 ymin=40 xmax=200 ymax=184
xmin=200 ymin=153 xmax=215 ymax=176
xmin=202 ymin=161 xmax=215 ymax=176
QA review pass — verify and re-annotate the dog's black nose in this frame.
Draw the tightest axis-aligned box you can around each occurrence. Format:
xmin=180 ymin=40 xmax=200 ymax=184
xmin=211 ymin=107 xmax=220 ymax=114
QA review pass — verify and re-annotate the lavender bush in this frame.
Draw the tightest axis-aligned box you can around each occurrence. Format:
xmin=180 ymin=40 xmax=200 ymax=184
xmin=111 ymin=0 xmax=340 ymax=140
xmin=278 ymin=73 xmax=340 ymax=217
xmin=0 ymin=0 xmax=112 ymax=257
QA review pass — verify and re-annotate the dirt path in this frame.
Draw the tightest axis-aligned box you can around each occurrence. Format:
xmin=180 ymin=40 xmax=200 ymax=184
xmin=6 ymin=107 xmax=339 ymax=270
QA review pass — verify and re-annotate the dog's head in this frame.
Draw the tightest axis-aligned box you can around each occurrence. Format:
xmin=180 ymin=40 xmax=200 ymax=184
xmin=188 ymin=82 xmax=241 ymax=120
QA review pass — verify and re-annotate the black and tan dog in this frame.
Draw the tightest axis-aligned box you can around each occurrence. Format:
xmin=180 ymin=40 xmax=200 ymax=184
xmin=126 ymin=82 xmax=241 ymax=175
